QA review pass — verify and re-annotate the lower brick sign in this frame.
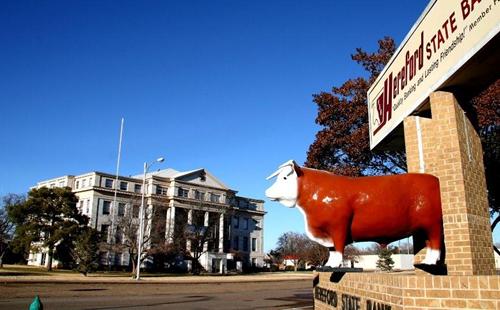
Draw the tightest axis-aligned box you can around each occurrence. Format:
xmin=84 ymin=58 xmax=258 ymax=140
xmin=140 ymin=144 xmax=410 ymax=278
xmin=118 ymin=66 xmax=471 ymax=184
xmin=314 ymin=287 xmax=392 ymax=310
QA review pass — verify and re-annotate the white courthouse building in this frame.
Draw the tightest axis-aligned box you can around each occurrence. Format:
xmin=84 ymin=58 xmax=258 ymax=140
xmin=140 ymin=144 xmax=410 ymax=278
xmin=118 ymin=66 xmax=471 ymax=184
xmin=28 ymin=168 xmax=266 ymax=273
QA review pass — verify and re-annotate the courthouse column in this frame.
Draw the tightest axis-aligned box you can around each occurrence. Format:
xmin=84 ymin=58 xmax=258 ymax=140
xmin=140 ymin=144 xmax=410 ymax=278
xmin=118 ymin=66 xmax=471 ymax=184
xmin=165 ymin=206 xmax=176 ymax=244
xmin=186 ymin=209 xmax=193 ymax=252
xmin=203 ymin=211 xmax=209 ymax=252
xmin=218 ymin=213 xmax=224 ymax=253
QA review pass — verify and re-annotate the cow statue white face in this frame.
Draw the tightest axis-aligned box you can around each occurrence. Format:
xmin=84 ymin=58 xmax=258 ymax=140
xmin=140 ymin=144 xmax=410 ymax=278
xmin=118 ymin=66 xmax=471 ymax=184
xmin=265 ymin=160 xmax=299 ymax=208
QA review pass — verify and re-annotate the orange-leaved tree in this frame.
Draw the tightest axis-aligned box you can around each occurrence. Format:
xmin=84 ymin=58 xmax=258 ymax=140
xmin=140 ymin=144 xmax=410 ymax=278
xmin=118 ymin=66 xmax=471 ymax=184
xmin=306 ymin=37 xmax=406 ymax=176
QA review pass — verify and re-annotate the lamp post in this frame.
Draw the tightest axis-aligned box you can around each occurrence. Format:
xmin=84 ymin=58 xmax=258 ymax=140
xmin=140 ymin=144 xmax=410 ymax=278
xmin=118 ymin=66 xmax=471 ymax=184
xmin=136 ymin=156 xmax=164 ymax=280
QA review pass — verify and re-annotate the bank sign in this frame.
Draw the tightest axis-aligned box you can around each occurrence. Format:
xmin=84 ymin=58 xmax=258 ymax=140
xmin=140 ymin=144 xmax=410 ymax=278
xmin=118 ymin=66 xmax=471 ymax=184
xmin=368 ymin=0 xmax=500 ymax=149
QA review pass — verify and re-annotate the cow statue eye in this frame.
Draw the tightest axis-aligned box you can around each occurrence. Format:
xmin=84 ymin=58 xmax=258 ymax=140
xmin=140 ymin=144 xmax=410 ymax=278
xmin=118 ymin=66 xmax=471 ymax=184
xmin=283 ymin=177 xmax=287 ymax=180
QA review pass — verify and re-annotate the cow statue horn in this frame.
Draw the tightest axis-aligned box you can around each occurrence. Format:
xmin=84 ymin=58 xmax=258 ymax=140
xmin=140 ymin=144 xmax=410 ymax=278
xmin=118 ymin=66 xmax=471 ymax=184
xmin=266 ymin=160 xmax=297 ymax=180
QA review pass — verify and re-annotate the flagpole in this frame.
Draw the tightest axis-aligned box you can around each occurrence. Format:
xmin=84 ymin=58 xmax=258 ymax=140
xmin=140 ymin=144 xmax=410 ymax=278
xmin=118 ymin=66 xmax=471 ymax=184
xmin=110 ymin=118 xmax=124 ymax=267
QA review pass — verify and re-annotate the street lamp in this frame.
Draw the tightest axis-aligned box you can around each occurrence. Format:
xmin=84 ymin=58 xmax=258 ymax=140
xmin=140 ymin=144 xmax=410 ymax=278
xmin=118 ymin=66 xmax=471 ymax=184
xmin=136 ymin=156 xmax=164 ymax=280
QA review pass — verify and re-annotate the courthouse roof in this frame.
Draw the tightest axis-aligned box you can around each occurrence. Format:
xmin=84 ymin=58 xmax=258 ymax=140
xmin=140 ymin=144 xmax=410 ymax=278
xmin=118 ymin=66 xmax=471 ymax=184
xmin=135 ymin=168 xmax=231 ymax=190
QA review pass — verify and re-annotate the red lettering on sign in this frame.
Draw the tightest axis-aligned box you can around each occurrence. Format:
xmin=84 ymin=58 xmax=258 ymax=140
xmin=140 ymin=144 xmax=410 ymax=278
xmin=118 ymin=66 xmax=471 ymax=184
xmin=374 ymin=73 xmax=393 ymax=135
xmin=461 ymin=0 xmax=482 ymax=20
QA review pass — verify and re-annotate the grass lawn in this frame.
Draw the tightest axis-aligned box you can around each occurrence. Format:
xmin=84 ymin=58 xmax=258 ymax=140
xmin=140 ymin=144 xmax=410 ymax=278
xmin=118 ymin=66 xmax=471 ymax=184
xmin=0 ymin=264 xmax=314 ymax=278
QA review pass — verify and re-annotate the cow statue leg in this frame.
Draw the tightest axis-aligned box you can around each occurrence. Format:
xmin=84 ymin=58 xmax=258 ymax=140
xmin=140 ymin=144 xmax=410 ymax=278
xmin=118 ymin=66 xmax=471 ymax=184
xmin=325 ymin=247 xmax=343 ymax=268
xmin=421 ymin=224 xmax=442 ymax=265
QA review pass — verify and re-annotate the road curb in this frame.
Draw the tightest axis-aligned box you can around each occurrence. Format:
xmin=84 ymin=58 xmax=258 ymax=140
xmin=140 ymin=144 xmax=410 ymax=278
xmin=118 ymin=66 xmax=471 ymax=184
xmin=1 ymin=275 xmax=314 ymax=285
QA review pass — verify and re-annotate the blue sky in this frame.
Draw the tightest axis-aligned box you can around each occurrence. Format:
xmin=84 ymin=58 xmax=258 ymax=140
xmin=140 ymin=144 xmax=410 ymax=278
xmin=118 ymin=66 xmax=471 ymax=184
xmin=2 ymin=0 xmax=496 ymax=251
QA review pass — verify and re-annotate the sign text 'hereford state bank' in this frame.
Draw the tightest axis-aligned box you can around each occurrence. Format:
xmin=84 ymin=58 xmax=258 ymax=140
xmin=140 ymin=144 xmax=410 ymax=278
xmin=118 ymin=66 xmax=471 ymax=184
xmin=315 ymin=287 xmax=391 ymax=310
xmin=368 ymin=0 xmax=500 ymax=149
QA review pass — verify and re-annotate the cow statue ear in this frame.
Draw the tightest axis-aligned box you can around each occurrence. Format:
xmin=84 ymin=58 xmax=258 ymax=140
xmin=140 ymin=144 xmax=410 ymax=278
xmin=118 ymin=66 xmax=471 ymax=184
xmin=291 ymin=160 xmax=303 ymax=177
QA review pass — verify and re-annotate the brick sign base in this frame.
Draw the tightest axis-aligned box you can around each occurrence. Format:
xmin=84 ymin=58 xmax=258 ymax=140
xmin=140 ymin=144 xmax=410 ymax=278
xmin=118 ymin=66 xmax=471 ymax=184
xmin=314 ymin=272 xmax=500 ymax=310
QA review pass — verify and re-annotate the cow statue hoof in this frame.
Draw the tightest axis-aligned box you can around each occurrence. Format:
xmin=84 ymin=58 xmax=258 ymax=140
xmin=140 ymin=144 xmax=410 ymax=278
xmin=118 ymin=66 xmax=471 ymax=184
xmin=421 ymin=249 xmax=441 ymax=265
xmin=325 ymin=251 xmax=343 ymax=268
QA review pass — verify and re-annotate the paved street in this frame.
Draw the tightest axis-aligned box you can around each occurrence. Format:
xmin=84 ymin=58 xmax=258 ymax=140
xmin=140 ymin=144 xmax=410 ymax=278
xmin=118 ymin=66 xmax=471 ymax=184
xmin=0 ymin=279 xmax=314 ymax=310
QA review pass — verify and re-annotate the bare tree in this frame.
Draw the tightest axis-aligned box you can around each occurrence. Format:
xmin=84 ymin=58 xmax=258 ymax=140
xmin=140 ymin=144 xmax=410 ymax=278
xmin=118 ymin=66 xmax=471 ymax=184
xmin=182 ymin=207 xmax=223 ymax=274
xmin=343 ymin=245 xmax=361 ymax=268
xmin=359 ymin=243 xmax=382 ymax=255
xmin=112 ymin=202 xmax=154 ymax=275
xmin=395 ymin=240 xmax=413 ymax=255
xmin=96 ymin=192 xmax=172 ymax=274
xmin=276 ymin=232 xmax=310 ymax=271
xmin=184 ymin=222 xmax=210 ymax=274
xmin=0 ymin=195 xmax=22 ymax=268
xmin=304 ymin=240 xmax=329 ymax=268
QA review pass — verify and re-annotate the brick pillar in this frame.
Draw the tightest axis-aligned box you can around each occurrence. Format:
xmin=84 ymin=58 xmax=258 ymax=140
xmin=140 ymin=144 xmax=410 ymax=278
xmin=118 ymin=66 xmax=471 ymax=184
xmin=403 ymin=91 xmax=495 ymax=275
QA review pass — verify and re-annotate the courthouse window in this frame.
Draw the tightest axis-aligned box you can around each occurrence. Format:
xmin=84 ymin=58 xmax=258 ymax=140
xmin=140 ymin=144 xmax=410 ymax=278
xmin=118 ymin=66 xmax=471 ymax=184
xmin=233 ymin=236 xmax=239 ymax=250
xmin=157 ymin=185 xmax=168 ymax=195
xmin=195 ymin=190 xmax=205 ymax=200
xmin=101 ymin=224 xmax=110 ymax=238
xmin=243 ymin=237 xmax=249 ymax=252
xmin=132 ymin=205 xmax=139 ymax=218
xmin=105 ymin=179 xmax=113 ymax=188
xmin=134 ymin=184 xmax=142 ymax=193
xmin=118 ymin=203 xmax=126 ymax=216
xmin=102 ymin=201 xmax=111 ymax=215
xmin=178 ymin=188 xmax=189 ymax=197
xmin=210 ymin=194 xmax=220 ymax=203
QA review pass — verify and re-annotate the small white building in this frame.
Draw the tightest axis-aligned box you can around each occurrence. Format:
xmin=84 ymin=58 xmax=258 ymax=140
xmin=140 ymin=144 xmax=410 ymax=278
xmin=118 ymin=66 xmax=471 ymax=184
xmin=344 ymin=254 xmax=414 ymax=271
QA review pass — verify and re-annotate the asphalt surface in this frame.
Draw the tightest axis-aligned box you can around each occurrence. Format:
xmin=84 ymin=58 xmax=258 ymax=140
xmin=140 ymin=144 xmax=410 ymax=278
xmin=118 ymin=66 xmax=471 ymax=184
xmin=0 ymin=279 xmax=314 ymax=310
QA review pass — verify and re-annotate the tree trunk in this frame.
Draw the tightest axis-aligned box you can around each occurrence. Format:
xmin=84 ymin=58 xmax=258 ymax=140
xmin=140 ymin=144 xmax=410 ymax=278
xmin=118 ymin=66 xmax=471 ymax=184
xmin=47 ymin=247 xmax=53 ymax=271
xmin=131 ymin=256 xmax=136 ymax=276
xmin=0 ymin=254 xmax=4 ymax=268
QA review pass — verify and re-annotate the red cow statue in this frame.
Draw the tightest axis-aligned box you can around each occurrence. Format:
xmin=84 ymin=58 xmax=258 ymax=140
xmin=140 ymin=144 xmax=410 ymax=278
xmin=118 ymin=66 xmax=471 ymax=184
xmin=265 ymin=160 xmax=443 ymax=267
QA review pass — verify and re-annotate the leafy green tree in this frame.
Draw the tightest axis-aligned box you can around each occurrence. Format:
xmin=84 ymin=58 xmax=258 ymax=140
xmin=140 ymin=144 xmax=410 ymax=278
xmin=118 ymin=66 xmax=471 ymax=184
xmin=376 ymin=247 xmax=394 ymax=272
xmin=8 ymin=187 xmax=88 ymax=271
xmin=72 ymin=227 xmax=101 ymax=276
xmin=265 ymin=249 xmax=283 ymax=271
xmin=54 ymin=237 xmax=76 ymax=269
